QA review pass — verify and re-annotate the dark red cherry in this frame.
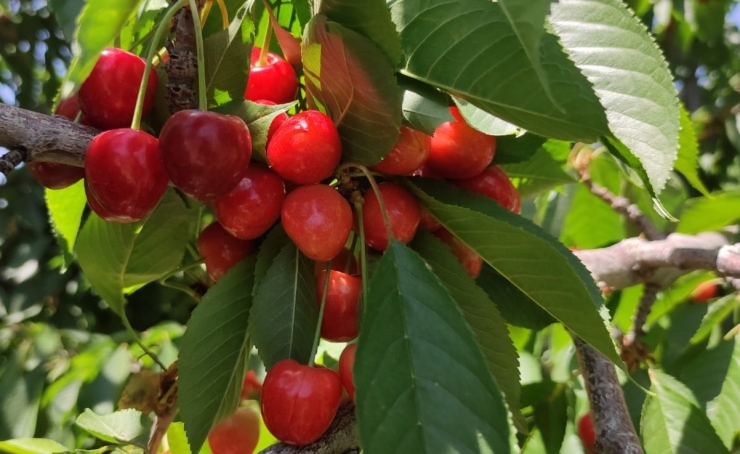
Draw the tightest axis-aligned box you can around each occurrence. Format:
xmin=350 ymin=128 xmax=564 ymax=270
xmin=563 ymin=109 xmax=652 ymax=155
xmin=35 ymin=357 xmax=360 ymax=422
xmin=78 ymin=48 xmax=159 ymax=130
xmin=267 ymin=110 xmax=342 ymax=185
xmin=245 ymin=47 xmax=298 ymax=105
xmin=428 ymin=106 xmax=496 ymax=179
xmin=316 ymin=270 xmax=361 ymax=342
xmin=453 ymin=166 xmax=521 ymax=214
xmin=372 ymin=126 xmax=431 ymax=176
xmin=85 ymin=129 xmax=168 ymax=223
xmin=29 ymin=162 xmax=85 ymax=190
xmin=196 ymin=222 xmax=255 ymax=282
xmin=362 ymin=182 xmax=421 ymax=251
xmin=159 ymin=110 xmax=252 ymax=202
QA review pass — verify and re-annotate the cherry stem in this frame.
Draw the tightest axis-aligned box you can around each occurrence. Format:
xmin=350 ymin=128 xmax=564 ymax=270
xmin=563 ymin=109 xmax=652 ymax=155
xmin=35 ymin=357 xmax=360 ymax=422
xmin=159 ymin=258 xmax=205 ymax=282
xmin=338 ymin=163 xmax=394 ymax=244
xmin=189 ymin=0 xmax=208 ymax=111
xmin=215 ymin=0 xmax=229 ymax=29
xmin=344 ymin=231 xmax=357 ymax=275
xmin=160 ymin=280 xmax=200 ymax=300
xmin=258 ymin=15 xmax=273 ymax=67
xmin=122 ymin=315 xmax=167 ymax=370
xmin=200 ymin=0 xmax=213 ymax=26
xmin=309 ymin=262 xmax=331 ymax=368
xmin=131 ymin=0 xmax=189 ymax=130
xmin=354 ymin=200 xmax=370 ymax=307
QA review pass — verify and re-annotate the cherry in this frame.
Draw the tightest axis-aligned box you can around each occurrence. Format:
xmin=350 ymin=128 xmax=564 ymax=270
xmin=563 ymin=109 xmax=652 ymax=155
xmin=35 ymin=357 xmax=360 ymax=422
xmin=253 ymin=99 xmax=290 ymax=143
xmin=281 ymin=184 xmax=352 ymax=262
xmin=215 ymin=164 xmax=285 ymax=240
xmin=84 ymin=179 xmax=117 ymax=220
xmin=245 ymin=47 xmax=298 ymax=105
xmin=578 ymin=413 xmax=596 ymax=453
xmin=54 ymin=94 xmax=91 ymax=125
xmin=29 ymin=162 xmax=84 ymax=190
xmin=419 ymin=208 xmax=442 ymax=232
xmin=261 ymin=359 xmax=342 ymax=446
xmin=314 ymin=247 xmax=359 ymax=276
xmin=453 ymin=166 xmax=521 ymax=213
xmin=240 ymin=370 xmax=263 ymax=400
xmin=159 ymin=110 xmax=252 ymax=202
xmin=267 ymin=110 xmax=342 ymax=185
xmin=78 ymin=48 xmax=159 ymax=130
xmin=338 ymin=343 xmax=356 ymax=403
xmin=372 ymin=126 xmax=431 ymax=176
xmin=85 ymin=129 xmax=168 ymax=223
xmin=428 ymin=106 xmax=496 ymax=179
xmin=196 ymin=222 xmax=255 ymax=282
xmin=316 ymin=270 xmax=361 ymax=342
xmin=208 ymin=406 xmax=260 ymax=454
xmin=433 ymin=228 xmax=482 ymax=279
xmin=362 ymin=182 xmax=421 ymax=251
xmin=690 ymin=281 xmax=718 ymax=303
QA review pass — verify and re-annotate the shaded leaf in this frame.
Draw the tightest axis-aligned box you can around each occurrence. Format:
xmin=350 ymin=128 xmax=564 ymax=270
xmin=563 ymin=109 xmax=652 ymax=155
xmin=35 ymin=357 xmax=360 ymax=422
xmin=0 ymin=356 xmax=45 ymax=439
xmin=501 ymin=149 xmax=575 ymax=199
xmin=675 ymin=105 xmax=710 ymax=196
xmin=494 ymin=134 xmax=548 ymax=165
xmin=253 ymin=224 xmax=288 ymax=296
xmin=249 ymin=243 xmax=317 ymax=369
xmin=45 ymin=179 xmax=86 ymax=255
xmin=453 ymin=97 xmax=519 ymax=136
xmin=48 ymin=0 xmax=84 ymax=41
xmin=355 ymin=241 xmax=512 ymax=453
xmin=550 ymin=0 xmax=680 ymax=193
xmin=75 ymin=409 xmax=147 ymax=446
xmin=179 ymin=258 xmax=256 ymax=454
xmin=399 ymin=77 xmax=453 ymax=135
xmin=302 ymin=15 xmax=402 ymax=165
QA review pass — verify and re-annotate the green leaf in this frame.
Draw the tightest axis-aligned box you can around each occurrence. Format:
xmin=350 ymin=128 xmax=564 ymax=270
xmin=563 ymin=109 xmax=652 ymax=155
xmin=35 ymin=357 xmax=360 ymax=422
xmin=501 ymin=149 xmax=575 ymax=199
xmin=676 ymin=192 xmax=740 ymax=234
xmin=75 ymin=409 xmax=146 ymax=446
xmin=675 ymin=105 xmax=710 ymax=196
xmin=388 ymin=0 xmax=609 ymax=141
xmin=167 ymin=422 xmax=214 ymax=454
xmin=319 ymin=0 xmax=402 ymax=65
xmin=408 ymin=178 xmax=620 ymax=365
xmin=452 ymin=97 xmax=520 ymax=136
xmin=550 ymin=0 xmax=680 ymax=194
xmin=399 ymin=78 xmax=453 ymax=136
xmin=411 ymin=231 xmax=525 ymax=431
xmin=179 ymin=258 xmax=256 ymax=454
xmin=0 ymin=439 xmax=68 ymax=454
xmin=689 ymin=295 xmax=740 ymax=344
xmin=0 ymin=353 xmax=45 ymax=439
xmin=119 ymin=0 xmax=169 ymax=56
xmin=532 ymin=388 xmax=567 ymax=454
xmin=302 ymin=15 xmax=403 ymax=165
xmin=355 ymin=241 xmax=512 ymax=453
xmin=48 ymin=0 xmax=84 ymax=41
xmin=75 ymin=190 xmax=198 ymax=315
xmin=249 ymin=243 xmax=318 ymax=369
xmin=641 ymin=369 xmax=729 ymax=454
xmin=494 ymin=134 xmax=548 ymax=165
xmin=253 ymin=224 xmax=289 ymax=296
xmin=204 ymin=4 xmax=254 ymax=106
xmin=63 ymin=0 xmax=142 ymax=96
xmin=45 ymin=179 xmax=86 ymax=255
xmin=680 ymin=338 xmax=740 ymax=448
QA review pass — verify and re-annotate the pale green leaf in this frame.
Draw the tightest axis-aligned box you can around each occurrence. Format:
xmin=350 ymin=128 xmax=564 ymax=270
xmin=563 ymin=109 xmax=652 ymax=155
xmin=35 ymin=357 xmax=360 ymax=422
xmin=675 ymin=105 xmax=710 ymax=196
xmin=494 ymin=134 xmax=548 ymax=165
xmin=45 ymin=179 xmax=86 ymax=254
xmin=676 ymin=192 xmax=740 ymax=234
xmin=399 ymin=78 xmax=454 ymax=136
xmin=75 ymin=409 xmax=146 ymax=446
xmin=689 ymin=295 xmax=740 ymax=345
xmin=453 ymin=97 xmax=519 ymax=136
xmin=0 ymin=439 xmax=68 ymax=454
xmin=501 ymin=149 xmax=575 ymax=199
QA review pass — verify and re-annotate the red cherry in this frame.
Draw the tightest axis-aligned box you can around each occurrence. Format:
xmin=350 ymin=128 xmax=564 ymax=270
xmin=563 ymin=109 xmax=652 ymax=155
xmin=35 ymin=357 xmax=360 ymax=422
xmin=267 ymin=110 xmax=342 ymax=185
xmin=578 ymin=413 xmax=596 ymax=453
xmin=453 ymin=166 xmax=521 ymax=214
xmin=215 ymin=164 xmax=285 ymax=240
xmin=54 ymin=94 xmax=91 ymax=125
xmin=241 ymin=370 xmax=263 ymax=400
xmin=338 ymin=343 xmax=356 ymax=403
xmin=245 ymin=47 xmax=298 ymax=104
xmin=281 ymin=184 xmax=352 ymax=262
xmin=428 ymin=106 xmax=496 ymax=179
xmin=433 ymin=228 xmax=482 ymax=279
xmin=159 ymin=110 xmax=252 ymax=202
xmin=316 ymin=270 xmax=361 ymax=342
xmin=196 ymin=222 xmax=255 ymax=282
xmin=29 ymin=162 xmax=85 ymax=190
xmin=85 ymin=129 xmax=168 ymax=223
xmin=362 ymin=182 xmax=421 ymax=251
xmin=208 ymin=407 xmax=260 ymax=454
xmin=419 ymin=208 xmax=442 ymax=232
xmin=690 ymin=281 xmax=718 ymax=303
xmin=78 ymin=48 xmax=159 ymax=130
xmin=84 ymin=179 xmax=117 ymax=219
xmin=314 ymin=247 xmax=358 ymax=276
xmin=261 ymin=359 xmax=343 ymax=446
xmin=253 ymin=99 xmax=290 ymax=143
xmin=372 ymin=126 xmax=431 ymax=176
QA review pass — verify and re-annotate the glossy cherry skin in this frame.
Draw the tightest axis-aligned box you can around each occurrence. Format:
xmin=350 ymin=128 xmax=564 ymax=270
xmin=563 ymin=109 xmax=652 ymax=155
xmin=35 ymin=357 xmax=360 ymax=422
xmin=240 ymin=370 xmax=263 ymax=400
xmin=54 ymin=94 xmax=92 ymax=125
xmin=215 ymin=164 xmax=285 ymax=240
xmin=281 ymin=184 xmax=353 ymax=262
xmin=208 ymin=406 xmax=260 ymax=454
xmin=362 ymin=182 xmax=421 ymax=251
xmin=159 ymin=110 xmax=252 ymax=202
xmin=196 ymin=222 xmax=255 ymax=282
xmin=267 ymin=110 xmax=342 ymax=185
xmin=245 ymin=47 xmax=298 ymax=104
xmin=372 ymin=126 xmax=431 ymax=176
xmin=428 ymin=106 xmax=496 ymax=179
xmin=29 ymin=162 xmax=85 ymax=190
xmin=338 ymin=343 xmax=357 ymax=403
xmin=78 ymin=48 xmax=159 ymax=130
xmin=578 ymin=413 xmax=596 ymax=453
xmin=453 ymin=166 xmax=521 ymax=214
xmin=261 ymin=359 xmax=343 ymax=446
xmin=316 ymin=270 xmax=361 ymax=342
xmin=253 ymin=99 xmax=290 ymax=143
xmin=691 ymin=281 xmax=719 ymax=303
xmin=433 ymin=228 xmax=482 ymax=279
xmin=85 ymin=129 xmax=168 ymax=223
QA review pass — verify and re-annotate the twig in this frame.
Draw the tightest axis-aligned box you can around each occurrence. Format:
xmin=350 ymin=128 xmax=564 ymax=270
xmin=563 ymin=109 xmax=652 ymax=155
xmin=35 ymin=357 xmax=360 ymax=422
xmin=258 ymin=403 xmax=359 ymax=454
xmin=620 ymin=283 xmax=660 ymax=371
xmin=165 ymin=0 xmax=201 ymax=113
xmin=573 ymin=336 xmax=644 ymax=454
xmin=0 ymin=148 xmax=26 ymax=174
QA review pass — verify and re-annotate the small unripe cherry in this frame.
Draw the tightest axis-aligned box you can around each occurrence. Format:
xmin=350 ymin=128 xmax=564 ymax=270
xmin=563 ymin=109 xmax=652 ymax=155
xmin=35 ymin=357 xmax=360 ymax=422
xmin=362 ymin=182 xmax=421 ymax=251
xmin=690 ymin=281 xmax=719 ymax=303
xmin=207 ymin=406 xmax=260 ymax=454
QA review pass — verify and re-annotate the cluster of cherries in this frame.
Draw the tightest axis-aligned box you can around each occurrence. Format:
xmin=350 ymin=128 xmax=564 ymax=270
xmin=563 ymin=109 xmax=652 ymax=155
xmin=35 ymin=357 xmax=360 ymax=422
xmin=34 ymin=44 xmax=521 ymax=450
